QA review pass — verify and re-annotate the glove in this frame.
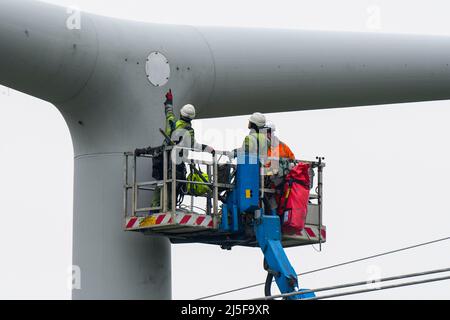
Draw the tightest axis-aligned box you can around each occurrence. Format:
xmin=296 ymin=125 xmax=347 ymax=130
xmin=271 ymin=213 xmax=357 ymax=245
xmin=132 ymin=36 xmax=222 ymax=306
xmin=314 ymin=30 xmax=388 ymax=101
xmin=202 ymin=144 xmax=215 ymax=156
xmin=165 ymin=89 xmax=173 ymax=105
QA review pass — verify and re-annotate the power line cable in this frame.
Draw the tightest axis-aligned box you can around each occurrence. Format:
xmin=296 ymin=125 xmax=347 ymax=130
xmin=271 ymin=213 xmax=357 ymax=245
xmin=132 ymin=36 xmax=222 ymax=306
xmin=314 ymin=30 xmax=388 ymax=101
xmin=310 ymin=275 xmax=450 ymax=300
xmin=255 ymin=266 xmax=450 ymax=300
xmin=196 ymin=235 xmax=450 ymax=300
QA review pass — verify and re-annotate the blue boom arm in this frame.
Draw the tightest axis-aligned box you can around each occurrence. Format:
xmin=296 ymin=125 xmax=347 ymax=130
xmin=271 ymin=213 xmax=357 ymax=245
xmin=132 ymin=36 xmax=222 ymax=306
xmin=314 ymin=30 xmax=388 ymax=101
xmin=254 ymin=214 xmax=315 ymax=299
xmin=221 ymin=154 xmax=315 ymax=299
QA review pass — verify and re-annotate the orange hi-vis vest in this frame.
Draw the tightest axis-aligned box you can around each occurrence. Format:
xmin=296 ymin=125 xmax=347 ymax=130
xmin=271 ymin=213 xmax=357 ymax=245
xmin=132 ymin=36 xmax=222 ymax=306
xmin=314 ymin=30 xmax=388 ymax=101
xmin=268 ymin=141 xmax=295 ymax=160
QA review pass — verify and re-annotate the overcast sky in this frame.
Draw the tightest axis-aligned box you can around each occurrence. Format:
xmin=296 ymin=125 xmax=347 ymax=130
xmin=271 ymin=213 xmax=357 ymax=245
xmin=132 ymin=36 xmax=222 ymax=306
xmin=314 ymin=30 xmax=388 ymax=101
xmin=1 ymin=0 xmax=450 ymax=300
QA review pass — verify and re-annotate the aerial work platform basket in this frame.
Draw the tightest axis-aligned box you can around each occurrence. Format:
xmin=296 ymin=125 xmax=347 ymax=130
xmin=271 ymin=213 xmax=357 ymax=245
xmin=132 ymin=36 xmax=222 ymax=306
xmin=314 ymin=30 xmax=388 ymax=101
xmin=123 ymin=146 xmax=326 ymax=250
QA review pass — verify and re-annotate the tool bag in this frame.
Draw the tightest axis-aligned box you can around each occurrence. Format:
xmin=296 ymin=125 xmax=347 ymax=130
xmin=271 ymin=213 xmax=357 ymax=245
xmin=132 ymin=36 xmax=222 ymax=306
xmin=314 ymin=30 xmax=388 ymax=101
xmin=187 ymin=165 xmax=210 ymax=197
xmin=277 ymin=162 xmax=310 ymax=234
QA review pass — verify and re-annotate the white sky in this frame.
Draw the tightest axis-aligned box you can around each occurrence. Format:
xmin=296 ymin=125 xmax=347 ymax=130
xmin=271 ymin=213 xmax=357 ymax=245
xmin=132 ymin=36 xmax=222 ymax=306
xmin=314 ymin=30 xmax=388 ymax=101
xmin=1 ymin=0 xmax=450 ymax=300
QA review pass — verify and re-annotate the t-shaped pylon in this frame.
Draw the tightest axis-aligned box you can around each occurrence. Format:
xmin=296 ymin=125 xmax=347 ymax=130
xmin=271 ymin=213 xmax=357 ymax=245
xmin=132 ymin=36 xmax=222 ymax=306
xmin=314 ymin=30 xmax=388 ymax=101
xmin=2 ymin=0 xmax=450 ymax=299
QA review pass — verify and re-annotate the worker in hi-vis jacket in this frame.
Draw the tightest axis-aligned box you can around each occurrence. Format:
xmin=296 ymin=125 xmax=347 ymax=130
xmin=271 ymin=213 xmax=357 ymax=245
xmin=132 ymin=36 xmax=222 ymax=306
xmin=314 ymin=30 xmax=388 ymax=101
xmin=135 ymin=90 xmax=215 ymax=211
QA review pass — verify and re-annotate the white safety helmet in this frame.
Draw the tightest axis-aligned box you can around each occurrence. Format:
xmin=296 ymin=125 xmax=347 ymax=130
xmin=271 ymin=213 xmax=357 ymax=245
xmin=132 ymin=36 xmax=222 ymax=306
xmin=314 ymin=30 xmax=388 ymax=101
xmin=266 ymin=121 xmax=276 ymax=133
xmin=249 ymin=112 xmax=266 ymax=128
xmin=180 ymin=104 xmax=196 ymax=119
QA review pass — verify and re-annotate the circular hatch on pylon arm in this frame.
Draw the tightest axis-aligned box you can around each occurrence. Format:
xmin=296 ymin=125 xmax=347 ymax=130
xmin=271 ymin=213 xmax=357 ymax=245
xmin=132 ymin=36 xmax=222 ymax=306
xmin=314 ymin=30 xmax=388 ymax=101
xmin=145 ymin=51 xmax=171 ymax=87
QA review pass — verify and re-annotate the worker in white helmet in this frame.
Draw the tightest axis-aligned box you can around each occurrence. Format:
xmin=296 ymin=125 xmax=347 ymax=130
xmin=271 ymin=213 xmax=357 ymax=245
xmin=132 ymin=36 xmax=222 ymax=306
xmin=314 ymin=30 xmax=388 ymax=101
xmin=137 ymin=90 xmax=214 ymax=210
xmin=135 ymin=90 xmax=214 ymax=154
xmin=231 ymin=112 xmax=269 ymax=158
xmin=164 ymin=90 xmax=214 ymax=153
xmin=245 ymin=112 xmax=268 ymax=154
xmin=265 ymin=121 xmax=295 ymax=161
xmin=264 ymin=120 xmax=296 ymax=182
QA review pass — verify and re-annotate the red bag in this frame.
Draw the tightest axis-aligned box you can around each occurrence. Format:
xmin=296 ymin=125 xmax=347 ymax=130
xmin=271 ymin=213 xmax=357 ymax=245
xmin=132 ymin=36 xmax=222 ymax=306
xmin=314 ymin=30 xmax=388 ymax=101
xmin=278 ymin=163 xmax=310 ymax=234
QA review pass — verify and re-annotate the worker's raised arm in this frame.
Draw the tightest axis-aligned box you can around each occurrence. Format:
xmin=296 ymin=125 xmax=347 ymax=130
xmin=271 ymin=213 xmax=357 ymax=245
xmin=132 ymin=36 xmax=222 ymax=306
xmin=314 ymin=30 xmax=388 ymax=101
xmin=164 ymin=89 xmax=176 ymax=137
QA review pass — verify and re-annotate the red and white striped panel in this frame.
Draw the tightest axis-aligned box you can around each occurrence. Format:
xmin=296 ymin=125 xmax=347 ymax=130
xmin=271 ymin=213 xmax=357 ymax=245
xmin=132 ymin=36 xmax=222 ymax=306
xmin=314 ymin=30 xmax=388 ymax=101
xmin=287 ymin=225 xmax=327 ymax=242
xmin=125 ymin=212 xmax=214 ymax=231
xmin=175 ymin=213 xmax=214 ymax=228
